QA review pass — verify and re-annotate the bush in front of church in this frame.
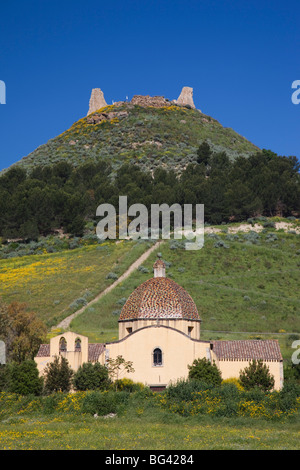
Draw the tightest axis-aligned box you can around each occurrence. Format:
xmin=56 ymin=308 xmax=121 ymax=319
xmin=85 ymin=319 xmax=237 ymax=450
xmin=112 ymin=378 xmax=145 ymax=392
xmin=188 ymin=357 xmax=222 ymax=387
xmin=43 ymin=356 xmax=74 ymax=394
xmin=239 ymin=359 xmax=275 ymax=392
xmin=73 ymin=362 xmax=111 ymax=391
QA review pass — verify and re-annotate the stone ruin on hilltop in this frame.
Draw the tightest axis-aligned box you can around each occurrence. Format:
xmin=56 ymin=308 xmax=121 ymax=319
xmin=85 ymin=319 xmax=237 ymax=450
xmin=87 ymin=86 xmax=197 ymax=115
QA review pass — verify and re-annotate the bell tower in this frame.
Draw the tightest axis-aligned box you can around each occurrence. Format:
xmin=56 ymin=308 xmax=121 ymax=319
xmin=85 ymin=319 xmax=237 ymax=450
xmin=153 ymin=254 xmax=166 ymax=278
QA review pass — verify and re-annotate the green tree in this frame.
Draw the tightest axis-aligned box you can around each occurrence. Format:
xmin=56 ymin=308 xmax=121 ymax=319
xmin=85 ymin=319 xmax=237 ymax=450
xmin=0 ymin=301 xmax=47 ymax=363
xmin=188 ymin=357 xmax=222 ymax=386
xmin=239 ymin=359 xmax=275 ymax=391
xmin=43 ymin=356 xmax=74 ymax=394
xmin=106 ymin=355 xmax=135 ymax=390
xmin=66 ymin=214 xmax=85 ymax=237
xmin=197 ymin=141 xmax=212 ymax=166
xmin=19 ymin=219 xmax=39 ymax=241
xmin=73 ymin=362 xmax=110 ymax=391
xmin=4 ymin=360 xmax=43 ymax=395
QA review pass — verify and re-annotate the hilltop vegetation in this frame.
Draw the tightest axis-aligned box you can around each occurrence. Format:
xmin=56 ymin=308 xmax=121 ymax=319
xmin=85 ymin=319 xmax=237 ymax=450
xmin=6 ymin=104 xmax=259 ymax=174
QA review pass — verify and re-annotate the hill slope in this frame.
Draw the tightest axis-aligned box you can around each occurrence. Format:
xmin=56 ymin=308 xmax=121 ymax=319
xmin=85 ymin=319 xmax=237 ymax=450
xmin=2 ymin=220 xmax=299 ymax=347
xmin=70 ymin=226 xmax=300 ymax=346
xmin=9 ymin=102 xmax=259 ymax=174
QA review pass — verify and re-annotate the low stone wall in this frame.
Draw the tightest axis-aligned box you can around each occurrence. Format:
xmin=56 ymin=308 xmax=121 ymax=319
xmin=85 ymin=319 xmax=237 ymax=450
xmin=131 ymin=95 xmax=169 ymax=108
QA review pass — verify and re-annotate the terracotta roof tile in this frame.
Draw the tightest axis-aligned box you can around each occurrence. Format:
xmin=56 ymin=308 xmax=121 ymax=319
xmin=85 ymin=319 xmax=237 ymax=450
xmin=88 ymin=343 xmax=105 ymax=362
xmin=119 ymin=277 xmax=199 ymax=321
xmin=212 ymin=340 xmax=282 ymax=361
xmin=36 ymin=344 xmax=50 ymax=357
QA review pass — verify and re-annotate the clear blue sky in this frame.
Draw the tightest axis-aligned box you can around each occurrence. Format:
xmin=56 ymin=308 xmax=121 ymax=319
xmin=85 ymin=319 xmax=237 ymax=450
xmin=0 ymin=0 xmax=299 ymax=171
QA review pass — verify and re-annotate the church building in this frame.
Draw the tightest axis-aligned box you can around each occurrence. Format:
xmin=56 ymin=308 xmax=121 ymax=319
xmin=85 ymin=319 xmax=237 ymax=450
xmin=35 ymin=257 xmax=283 ymax=390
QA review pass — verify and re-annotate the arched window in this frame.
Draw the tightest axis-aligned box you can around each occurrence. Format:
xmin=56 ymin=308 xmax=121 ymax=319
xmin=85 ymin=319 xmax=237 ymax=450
xmin=153 ymin=348 xmax=163 ymax=366
xmin=75 ymin=338 xmax=81 ymax=352
xmin=59 ymin=337 xmax=67 ymax=352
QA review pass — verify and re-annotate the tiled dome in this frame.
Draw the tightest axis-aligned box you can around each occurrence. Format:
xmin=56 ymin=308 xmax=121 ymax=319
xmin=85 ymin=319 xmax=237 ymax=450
xmin=119 ymin=276 xmax=199 ymax=321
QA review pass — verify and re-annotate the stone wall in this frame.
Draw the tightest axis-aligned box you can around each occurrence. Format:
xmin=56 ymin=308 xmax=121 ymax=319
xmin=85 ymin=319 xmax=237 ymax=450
xmin=131 ymin=95 xmax=169 ymax=108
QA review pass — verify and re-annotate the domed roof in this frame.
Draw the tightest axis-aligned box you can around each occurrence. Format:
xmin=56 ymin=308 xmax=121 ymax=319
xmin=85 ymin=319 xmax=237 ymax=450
xmin=119 ymin=276 xmax=199 ymax=321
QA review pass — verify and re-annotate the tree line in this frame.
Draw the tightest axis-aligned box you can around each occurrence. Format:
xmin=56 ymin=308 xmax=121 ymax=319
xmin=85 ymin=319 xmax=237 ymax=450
xmin=0 ymin=144 xmax=299 ymax=240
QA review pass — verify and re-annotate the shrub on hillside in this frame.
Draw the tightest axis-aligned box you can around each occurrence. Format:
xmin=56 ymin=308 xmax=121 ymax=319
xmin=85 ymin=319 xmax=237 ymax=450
xmin=106 ymin=272 xmax=118 ymax=280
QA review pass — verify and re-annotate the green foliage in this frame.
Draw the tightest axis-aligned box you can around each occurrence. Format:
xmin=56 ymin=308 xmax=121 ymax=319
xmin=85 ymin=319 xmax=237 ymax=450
xmin=0 ymin=140 xmax=299 ymax=241
xmin=81 ymin=390 xmax=129 ymax=416
xmin=106 ymin=355 xmax=135 ymax=389
xmin=197 ymin=141 xmax=212 ymax=166
xmin=73 ymin=362 xmax=110 ymax=391
xmin=188 ymin=357 xmax=222 ymax=387
xmin=43 ymin=356 xmax=74 ymax=394
xmin=6 ymin=104 xmax=258 ymax=176
xmin=106 ymin=272 xmax=118 ymax=280
xmin=166 ymin=378 xmax=214 ymax=402
xmin=0 ymin=300 xmax=47 ymax=363
xmin=239 ymin=359 xmax=275 ymax=391
xmin=112 ymin=378 xmax=144 ymax=392
xmin=3 ymin=360 xmax=43 ymax=395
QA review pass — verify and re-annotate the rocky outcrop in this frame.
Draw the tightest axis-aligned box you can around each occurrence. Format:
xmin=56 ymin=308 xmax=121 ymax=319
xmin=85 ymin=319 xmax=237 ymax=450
xmin=87 ymin=88 xmax=107 ymax=115
xmin=174 ymin=86 xmax=195 ymax=108
xmin=86 ymin=110 xmax=128 ymax=124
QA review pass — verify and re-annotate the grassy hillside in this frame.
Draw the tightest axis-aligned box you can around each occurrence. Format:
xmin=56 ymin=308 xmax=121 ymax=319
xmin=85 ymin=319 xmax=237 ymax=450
xmin=69 ymin=223 xmax=300 ymax=351
xmin=1 ymin=219 xmax=299 ymax=360
xmin=0 ymin=238 xmax=153 ymax=327
xmin=7 ymin=103 xmax=259 ymax=174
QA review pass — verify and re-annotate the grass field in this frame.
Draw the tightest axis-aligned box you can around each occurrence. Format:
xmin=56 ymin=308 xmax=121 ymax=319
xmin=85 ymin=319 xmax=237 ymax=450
xmin=0 ymin=392 xmax=299 ymax=450
xmin=1 ymin=414 xmax=299 ymax=450
xmin=0 ymin=392 xmax=300 ymax=451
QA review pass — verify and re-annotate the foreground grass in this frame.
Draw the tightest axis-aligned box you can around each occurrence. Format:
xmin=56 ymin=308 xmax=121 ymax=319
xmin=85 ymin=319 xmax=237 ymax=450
xmin=0 ymin=385 xmax=299 ymax=450
xmin=0 ymin=408 xmax=299 ymax=450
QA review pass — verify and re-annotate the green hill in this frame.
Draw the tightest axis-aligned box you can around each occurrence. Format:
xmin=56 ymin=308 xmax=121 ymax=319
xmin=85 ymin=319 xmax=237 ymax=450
xmin=8 ymin=102 xmax=259 ymax=174
xmin=1 ymin=221 xmax=299 ymax=361
xmin=70 ymin=226 xmax=300 ymax=348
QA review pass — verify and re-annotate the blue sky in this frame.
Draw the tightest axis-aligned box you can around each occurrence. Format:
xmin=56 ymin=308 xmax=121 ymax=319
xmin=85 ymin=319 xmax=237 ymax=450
xmin=0 ymin=0 xmax=299 ymax=171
